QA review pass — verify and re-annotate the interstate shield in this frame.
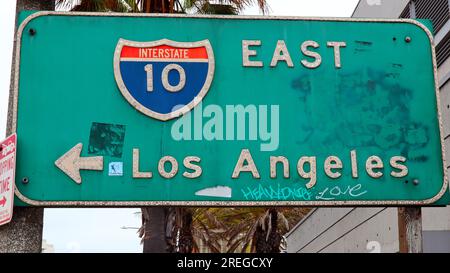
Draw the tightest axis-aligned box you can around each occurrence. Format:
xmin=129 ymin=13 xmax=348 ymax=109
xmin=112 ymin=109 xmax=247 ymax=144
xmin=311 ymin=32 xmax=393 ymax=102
xmin=114 ymin=39 xmax=215 ymax=121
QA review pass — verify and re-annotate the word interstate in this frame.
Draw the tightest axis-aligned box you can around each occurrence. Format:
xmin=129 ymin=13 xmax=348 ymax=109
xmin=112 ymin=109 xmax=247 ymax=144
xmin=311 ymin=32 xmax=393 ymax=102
xmin=133 ymin=148 xmax=408 ymax=188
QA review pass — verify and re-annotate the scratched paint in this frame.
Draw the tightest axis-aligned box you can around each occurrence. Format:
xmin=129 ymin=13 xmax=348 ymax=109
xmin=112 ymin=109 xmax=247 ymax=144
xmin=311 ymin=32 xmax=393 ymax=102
xmin=195 ymin=186 xmax=232 ymax=198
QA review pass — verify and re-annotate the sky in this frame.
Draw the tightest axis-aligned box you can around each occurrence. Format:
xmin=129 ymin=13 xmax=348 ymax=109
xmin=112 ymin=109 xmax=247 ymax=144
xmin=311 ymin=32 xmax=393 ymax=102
xmin=0 ymin=0 xmax=359 ymax=253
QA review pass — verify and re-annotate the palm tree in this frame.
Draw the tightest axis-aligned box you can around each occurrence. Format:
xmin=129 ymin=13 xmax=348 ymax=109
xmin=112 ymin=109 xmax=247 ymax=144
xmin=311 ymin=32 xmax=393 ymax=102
xmin=184 ymin=0 xmax=269 ymax=14
xmin=56 ymin=0 xmax=269 ymax=14
xmin=137 ymin=207 xmax=310 ymax=253
xmin=56 ymin=0 xmax=139 ymax=12
xmin=219 ymin=207 xmax=311 ymax=253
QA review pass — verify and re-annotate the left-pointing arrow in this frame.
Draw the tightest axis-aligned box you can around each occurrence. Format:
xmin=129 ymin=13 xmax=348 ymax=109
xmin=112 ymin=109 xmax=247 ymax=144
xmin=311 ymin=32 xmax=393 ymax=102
xmin=55 ymin=143 xmax=103 ymax=184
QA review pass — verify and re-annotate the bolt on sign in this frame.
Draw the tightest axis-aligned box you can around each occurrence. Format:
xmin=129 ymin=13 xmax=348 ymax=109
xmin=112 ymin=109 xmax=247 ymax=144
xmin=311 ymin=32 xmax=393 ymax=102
xmin=0 ymin=134 xmax=16 ymax=225
xmin=12 ymin=12 xmax=447 ymax=206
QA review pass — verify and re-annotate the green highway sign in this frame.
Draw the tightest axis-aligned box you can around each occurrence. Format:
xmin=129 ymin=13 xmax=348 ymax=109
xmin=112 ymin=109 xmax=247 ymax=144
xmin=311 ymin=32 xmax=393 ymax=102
xmin=13 ymin=12 xmax=447 ymax=206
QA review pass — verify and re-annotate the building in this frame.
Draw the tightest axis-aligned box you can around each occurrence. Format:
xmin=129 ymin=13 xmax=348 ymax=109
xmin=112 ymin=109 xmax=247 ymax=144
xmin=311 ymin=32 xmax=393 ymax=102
xmin=285 ymin=0 xmax=450 ymax=253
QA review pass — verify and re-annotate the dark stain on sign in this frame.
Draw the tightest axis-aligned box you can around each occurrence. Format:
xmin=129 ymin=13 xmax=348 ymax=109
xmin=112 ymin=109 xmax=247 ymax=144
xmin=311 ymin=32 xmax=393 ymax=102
xmin=88 ymin=122 xmax=126 ymax=158
xmin=291 ymin=75 xmax=311 ymax=101
xmin=385 ymin=72 xmax=401 ymax=79
xmin=392 ymin=63 xmax=403 ymax=68
xmin=355 ymin=40 xmax=373 ymax=46
xmin=409 ymin=155 xmax=429 ymax=163
xmin=354 ymin=41 xmax=373 ymax=54
xmin=290 ymin=68 xmax=430 ymax=157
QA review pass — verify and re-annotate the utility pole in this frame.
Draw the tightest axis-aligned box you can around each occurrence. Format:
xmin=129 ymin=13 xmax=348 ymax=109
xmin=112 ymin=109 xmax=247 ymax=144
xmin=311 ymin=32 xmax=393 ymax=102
xmin=398 ymin=207 xmax=423 ymax=253
xmin=0 ymin=0 xmax=54 ymax=253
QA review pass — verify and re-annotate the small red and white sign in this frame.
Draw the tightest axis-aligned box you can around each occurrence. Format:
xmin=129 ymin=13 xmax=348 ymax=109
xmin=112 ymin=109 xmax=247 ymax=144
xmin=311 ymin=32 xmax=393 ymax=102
xmin=0 ymin=134 xmax=16 ymax=225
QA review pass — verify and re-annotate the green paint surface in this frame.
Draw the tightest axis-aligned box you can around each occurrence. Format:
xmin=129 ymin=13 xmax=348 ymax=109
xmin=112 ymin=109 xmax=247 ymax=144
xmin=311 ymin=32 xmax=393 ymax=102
xmin=14 ymin=12 xmax=446 ymax=205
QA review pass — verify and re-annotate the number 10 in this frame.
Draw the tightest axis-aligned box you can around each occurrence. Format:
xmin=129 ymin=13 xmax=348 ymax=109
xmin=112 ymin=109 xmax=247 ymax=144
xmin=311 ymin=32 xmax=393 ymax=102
xmin=144 ymin=64 xmax=186 ymax=93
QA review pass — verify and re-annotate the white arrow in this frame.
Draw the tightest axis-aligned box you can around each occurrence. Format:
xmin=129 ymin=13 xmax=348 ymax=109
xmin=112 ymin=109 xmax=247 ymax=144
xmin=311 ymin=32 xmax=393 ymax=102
xmin=55 ymin=143 xmax=103 ymax=184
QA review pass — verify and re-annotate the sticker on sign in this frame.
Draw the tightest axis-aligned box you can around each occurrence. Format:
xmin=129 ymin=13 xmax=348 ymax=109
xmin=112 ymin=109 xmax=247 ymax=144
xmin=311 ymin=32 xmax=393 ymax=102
xmin=0 ymin=134 xmax=16 ymax=225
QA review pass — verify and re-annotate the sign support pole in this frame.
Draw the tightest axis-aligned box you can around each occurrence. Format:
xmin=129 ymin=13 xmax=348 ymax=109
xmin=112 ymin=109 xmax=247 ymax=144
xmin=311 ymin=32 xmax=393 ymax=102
xmin=0 ymin=208 xmax=44 ymax=252
xmin=0 ymin=0 xmax=54 ymax=253
xmin=398 ymin=207 xmax=423 ymax=253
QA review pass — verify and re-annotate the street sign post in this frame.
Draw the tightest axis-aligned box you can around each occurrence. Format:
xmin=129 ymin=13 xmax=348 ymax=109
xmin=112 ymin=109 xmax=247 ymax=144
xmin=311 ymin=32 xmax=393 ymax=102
xmin=0 ymin=134 xmax=16 ymax=224
xmin=13 ymin=12 xmax=447 ymax=206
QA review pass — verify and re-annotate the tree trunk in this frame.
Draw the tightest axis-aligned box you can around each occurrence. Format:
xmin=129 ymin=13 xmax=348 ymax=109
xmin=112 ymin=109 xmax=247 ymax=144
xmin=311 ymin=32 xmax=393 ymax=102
xmin=142 ymin=0 xmax=172 ymax=13
xmin=141 ymin=207 xmax=194 ymax=253
xmin=0 ymin=0 xmax=54 ymax=253
xmin=142 ymin=207 xmax=170 ymax=253
xmin=176 ymin=208 xmax=194 ymax=253
xmin=253 ymin=209 xmax=281 ymax=253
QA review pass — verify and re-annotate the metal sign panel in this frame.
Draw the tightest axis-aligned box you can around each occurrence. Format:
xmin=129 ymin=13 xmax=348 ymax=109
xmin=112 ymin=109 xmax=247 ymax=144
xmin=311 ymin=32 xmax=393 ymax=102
xmin=13 ymin=12 xmax=447 ymax=206
xmin=0 ymin=134 xmax=16 ymax=224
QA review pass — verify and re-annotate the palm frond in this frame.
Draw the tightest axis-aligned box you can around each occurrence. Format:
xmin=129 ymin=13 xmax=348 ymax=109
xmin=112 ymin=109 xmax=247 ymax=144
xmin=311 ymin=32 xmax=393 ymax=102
xmin=56 ymin=0 xmax=140 ymax=12
xmin=278 ymin=211 xmax=290 ymax=231
xmin=266 ymin=211 xmax=272 ymax=242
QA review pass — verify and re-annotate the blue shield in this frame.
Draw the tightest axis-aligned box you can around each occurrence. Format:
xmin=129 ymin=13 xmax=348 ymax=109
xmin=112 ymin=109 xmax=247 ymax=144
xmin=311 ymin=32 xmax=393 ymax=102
xmin=114 ymin=39 xmax=215 ymax=121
